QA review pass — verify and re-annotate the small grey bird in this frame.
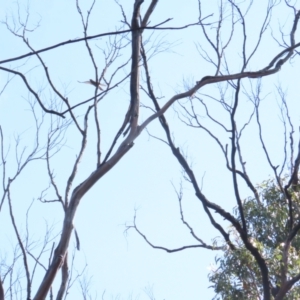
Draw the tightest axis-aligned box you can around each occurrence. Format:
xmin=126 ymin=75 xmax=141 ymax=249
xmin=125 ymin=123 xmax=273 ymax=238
xmin=78 ymin=79 xmax=106 ymax=90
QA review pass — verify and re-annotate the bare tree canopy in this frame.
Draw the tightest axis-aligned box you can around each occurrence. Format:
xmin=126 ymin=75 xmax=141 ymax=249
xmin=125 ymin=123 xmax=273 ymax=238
xmin=0 ymin=0 xmax=300 ymax=299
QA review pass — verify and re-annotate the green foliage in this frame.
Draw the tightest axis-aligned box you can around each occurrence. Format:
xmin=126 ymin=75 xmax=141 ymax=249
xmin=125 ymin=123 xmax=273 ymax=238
xmin=208 ymin=177 xmax=300 ymax=299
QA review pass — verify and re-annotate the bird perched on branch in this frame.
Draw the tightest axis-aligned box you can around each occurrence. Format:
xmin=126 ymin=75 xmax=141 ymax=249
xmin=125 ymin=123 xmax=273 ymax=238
xmin=78 ymin=79 xmax=106 ymax=90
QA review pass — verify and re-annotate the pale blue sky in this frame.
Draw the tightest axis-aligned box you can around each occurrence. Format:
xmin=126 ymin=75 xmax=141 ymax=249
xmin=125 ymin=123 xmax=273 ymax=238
xmin=1 ymin=0 xmax=300 ymax=299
